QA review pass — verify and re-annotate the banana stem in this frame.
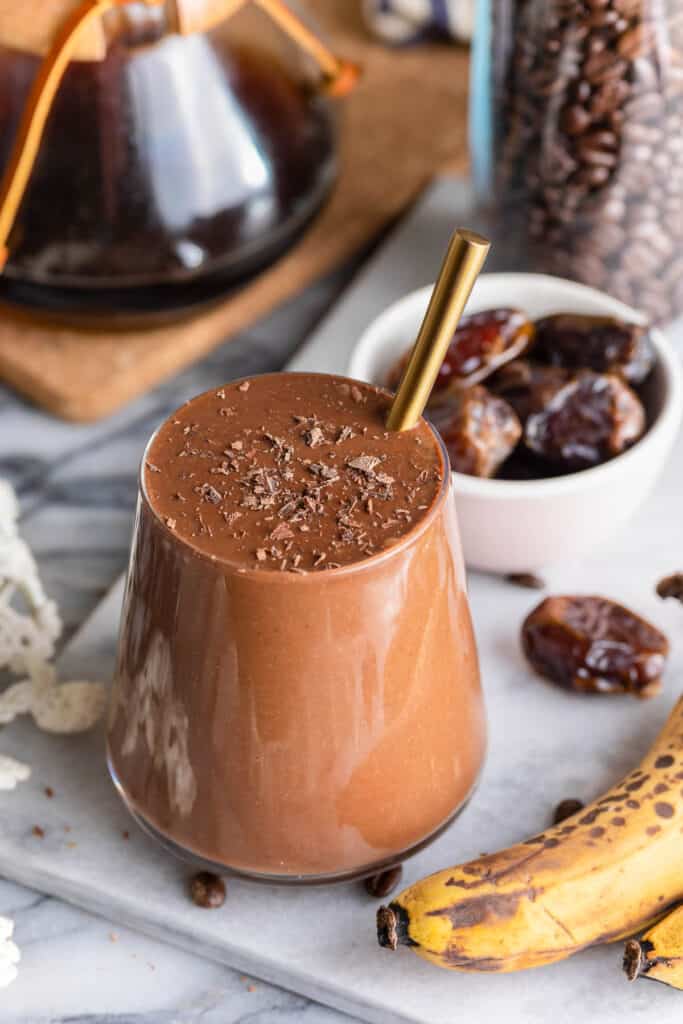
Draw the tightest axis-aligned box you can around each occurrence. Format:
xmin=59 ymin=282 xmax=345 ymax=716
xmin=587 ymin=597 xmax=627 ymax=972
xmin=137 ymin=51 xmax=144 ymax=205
xmin=377 ymin=904 xmax=415 ymax=951
xmin=623 ymin=939 xmax=646 ymax=982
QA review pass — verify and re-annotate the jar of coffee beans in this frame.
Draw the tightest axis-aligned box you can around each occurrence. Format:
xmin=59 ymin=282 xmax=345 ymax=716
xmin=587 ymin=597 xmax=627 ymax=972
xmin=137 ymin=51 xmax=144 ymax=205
xmin=471 ymin=0 xmax=683 ymax=323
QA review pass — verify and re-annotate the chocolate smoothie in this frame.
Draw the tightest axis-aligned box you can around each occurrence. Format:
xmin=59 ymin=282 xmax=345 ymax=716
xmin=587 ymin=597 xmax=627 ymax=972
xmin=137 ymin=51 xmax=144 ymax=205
xmin=107 ymin=373 xmax=486 ymax=880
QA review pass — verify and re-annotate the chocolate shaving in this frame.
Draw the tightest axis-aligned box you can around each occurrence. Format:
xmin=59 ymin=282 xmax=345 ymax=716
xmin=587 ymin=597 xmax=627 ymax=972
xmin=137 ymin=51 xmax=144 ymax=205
xmin=303 ymin=426 xmax=326 ymax=447
xmin=195 ymin=483 xmax=222 ymax=505
xmin=347 ymin=455 xmax=381 ymax=475
xmin=147 ymin=376 xmax=444 ymax=575
xmin=270 ymin=523 xmax=294 ymax=542
xmin=336 ymin=425 xmax=356 ymax=444
xmin=308 ymin=463 xmax=339 ymax=482
xmin=146 ymin=461 xmax=161 ymax=473
xmin=263 ymin=433 xmax=293 ymax=463
xmin=210 ymin=461 xmax=235 ymax=476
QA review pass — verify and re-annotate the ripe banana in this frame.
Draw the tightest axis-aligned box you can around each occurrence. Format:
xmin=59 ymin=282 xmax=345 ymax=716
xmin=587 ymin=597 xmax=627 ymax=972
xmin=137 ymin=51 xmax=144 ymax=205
xmin=624 ymin=905 xmax=683 ymax=989
xmin=377 ymin=695 xmax=683 ymax=973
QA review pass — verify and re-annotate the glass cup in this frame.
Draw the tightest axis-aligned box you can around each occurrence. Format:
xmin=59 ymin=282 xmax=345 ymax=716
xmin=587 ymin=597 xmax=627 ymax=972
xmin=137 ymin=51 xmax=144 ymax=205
xmin=107 ymin=373 xmax=486 ymax=882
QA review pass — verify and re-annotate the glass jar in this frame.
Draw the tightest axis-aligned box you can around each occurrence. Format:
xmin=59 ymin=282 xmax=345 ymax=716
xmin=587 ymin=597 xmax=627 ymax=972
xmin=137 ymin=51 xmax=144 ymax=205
xmin=0 ymin=1 xmax=352 ymax=321
xmin=472 ymin=0 xmax=683 ymax=323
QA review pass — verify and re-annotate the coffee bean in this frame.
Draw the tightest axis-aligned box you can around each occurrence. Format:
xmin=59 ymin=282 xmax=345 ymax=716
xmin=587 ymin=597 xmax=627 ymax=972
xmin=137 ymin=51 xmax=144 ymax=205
xmin=619 ymin=23 xmax=653 ymax=59
xmin=632 ymin=57 xmax=660 ymax=91
xmin=591 ymin=222 xmax=625 ymax=256
xmin=506 ymin=572 xmax=546 ymax=590
xmin=553 ymin=798 xmax=585 ymax=824
xmin=489 ymin=1 xmax=683 ymax=322
xmin=561 ymin=104 xmax=592 ymax=135
xmin=364 ymin=865 xmax=403 ymax=899
xmin=189 ymin=871 xmax=226 ymax=909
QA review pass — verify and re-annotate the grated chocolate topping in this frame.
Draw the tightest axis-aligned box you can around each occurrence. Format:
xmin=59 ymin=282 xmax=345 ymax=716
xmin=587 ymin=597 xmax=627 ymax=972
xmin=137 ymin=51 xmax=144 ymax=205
xmin=143 ymin=374 xmax=444 ymax=572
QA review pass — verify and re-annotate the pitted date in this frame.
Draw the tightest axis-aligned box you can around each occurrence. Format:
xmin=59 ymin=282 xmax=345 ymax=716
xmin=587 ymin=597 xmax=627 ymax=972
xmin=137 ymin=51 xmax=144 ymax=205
xmin=534 ymin=314 xmax=655 ymax=386
xmin=434 ymin=385 xmax=522 ymax=478
xmin=387 ymin=308 xmax=535 ymax=398
xmin=525 ymin=372 xmax=645 ymax=469
xmin=522 ymin=596 xmax=669 ymax=698
xmin=489 ymin=360 xmax=572 ymax=424
xmin=383 ymin=305 xmax=653 ymax=481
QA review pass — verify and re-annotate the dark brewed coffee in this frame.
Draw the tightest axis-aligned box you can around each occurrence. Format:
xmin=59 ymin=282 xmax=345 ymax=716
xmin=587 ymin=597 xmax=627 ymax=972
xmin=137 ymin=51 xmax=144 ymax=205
xmin=0 ymin=12 xmax=336 ymax=319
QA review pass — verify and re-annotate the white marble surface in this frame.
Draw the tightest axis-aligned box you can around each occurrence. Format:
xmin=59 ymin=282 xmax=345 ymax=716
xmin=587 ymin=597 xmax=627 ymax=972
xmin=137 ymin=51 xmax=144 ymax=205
xmin=0 ymin=236 xmax=363 ymax=1023
xmin=2 ymin=176 xmax=683 ymax=1023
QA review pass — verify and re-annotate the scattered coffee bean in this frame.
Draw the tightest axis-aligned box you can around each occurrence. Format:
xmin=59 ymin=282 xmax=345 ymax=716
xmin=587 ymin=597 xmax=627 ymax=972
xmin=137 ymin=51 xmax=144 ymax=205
xmin=553 ymin=798 xmax=585 ymax=825
xmin=364 ymin=865 xmax=403 ymax=899
xmin=506 ymin=573 xmax=546 ymax=591
xmin=656 ymin=573 xmax=683 ymax=605
xmin=189 ymin=871 xmax=226 ymax=909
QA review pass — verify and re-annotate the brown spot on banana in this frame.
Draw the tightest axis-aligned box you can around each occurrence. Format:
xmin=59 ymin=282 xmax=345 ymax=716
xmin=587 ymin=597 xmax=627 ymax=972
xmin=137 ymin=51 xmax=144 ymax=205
xmin=428 ymin=890 xmax=536 ymax=930
xmin=376 ymin=696 xmax=683 ymax=973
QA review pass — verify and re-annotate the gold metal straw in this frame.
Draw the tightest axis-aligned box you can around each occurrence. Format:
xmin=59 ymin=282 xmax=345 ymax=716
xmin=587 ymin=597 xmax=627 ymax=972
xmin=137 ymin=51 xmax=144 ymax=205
xmin=386 ymin=229 xmax=491 ymax=432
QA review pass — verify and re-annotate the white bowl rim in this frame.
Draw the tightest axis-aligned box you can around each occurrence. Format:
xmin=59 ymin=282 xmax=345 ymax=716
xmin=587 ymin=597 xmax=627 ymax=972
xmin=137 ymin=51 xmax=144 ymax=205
xmin=350 ymin=273 xmax=683 ymax=501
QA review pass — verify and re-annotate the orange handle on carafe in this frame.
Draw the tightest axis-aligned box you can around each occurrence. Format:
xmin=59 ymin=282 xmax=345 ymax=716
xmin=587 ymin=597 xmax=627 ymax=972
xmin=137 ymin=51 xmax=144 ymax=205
xmin=170 ymin=0 xmax=359 ymax=95
xmin=0 ymin=0 xmax=358 ymax=273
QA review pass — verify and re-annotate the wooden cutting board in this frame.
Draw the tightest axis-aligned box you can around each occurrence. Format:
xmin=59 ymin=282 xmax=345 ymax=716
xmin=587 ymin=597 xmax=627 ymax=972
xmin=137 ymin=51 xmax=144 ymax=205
xmin=0 ymin=2 xmax=469 ymax=421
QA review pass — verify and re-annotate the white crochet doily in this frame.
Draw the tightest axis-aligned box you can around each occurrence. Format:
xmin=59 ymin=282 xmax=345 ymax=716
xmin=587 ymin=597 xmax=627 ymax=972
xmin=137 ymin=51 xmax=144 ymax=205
xmin=0 ymin=479 xmax=107 ymax=988
xmin=0 ymin=916 xmax=19 ymax=990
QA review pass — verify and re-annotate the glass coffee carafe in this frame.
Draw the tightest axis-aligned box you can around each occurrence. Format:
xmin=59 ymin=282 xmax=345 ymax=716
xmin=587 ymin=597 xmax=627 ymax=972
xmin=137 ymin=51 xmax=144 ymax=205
xmin=0 ymin=0 xmax=355 ymax=320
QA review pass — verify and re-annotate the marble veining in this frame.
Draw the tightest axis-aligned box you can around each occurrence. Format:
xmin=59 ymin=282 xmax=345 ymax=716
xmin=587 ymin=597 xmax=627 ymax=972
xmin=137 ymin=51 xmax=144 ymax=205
xmin=0 ymin=253 xmax=359 ymax=1023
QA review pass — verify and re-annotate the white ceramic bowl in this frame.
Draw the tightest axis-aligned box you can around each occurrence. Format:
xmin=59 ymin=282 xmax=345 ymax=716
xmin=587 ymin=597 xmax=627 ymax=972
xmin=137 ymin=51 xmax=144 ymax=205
xmin=349 ymin=273 xmax=683 ymax=573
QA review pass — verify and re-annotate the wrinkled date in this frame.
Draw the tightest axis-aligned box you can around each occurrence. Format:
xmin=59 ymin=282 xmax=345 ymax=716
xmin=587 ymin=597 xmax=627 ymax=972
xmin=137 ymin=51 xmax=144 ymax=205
xmin=387 ymin=308 xmax=534 ymax=398
xmin=522 ymin=595 xmax=669 ymax=698
xmin=525 ymin=372 xmax=645 ymax=469
xmin=384 ymin=306 xmax=653 ymax=481
xmin=434 ymin=385 xmax=522 ymax=478
xmin=534 ymin=315 xmax=655 ymax=385
xmin=489 ymin=360 xmax=572 ymax=424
